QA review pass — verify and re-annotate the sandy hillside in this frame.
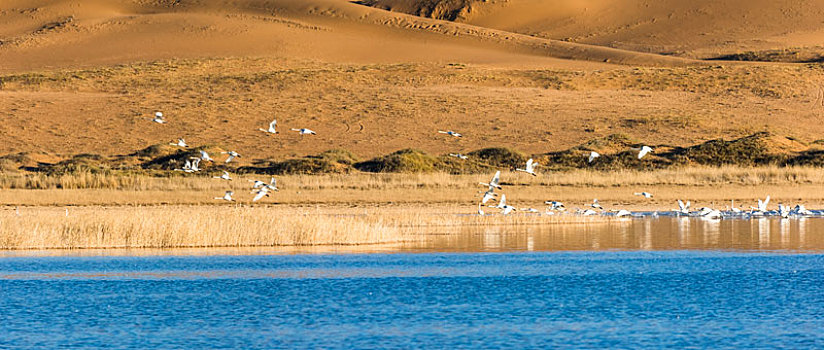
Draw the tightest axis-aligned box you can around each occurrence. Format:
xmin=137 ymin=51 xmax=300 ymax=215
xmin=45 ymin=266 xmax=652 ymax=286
xmin=364 ymin=0 xmax=824 ymax=60
xmin=0 ymin=0 xmax=822 ymax=164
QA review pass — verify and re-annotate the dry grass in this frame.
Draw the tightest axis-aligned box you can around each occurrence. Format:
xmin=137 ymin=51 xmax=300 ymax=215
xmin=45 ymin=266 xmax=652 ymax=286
xmin=0 ymin=166 xmax=822 ymax=191
xmin=0 ymin=206 xmax=603 ymax=250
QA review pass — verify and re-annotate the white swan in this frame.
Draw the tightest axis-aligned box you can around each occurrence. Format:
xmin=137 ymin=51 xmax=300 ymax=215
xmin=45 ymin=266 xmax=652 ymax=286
xmin=151 ymin=112 xmax=165 ymax=124
xmin=438 ymin=130 xmax=462 ymax=138
xmin=637 ymin=146 xmax=653 ymax=159
xmin=545 ymin=201 xmax=565 ymax=211
xmin=634 ymin=192 xmax=653 ymax=199
xmin=215 ymin=191 xmax=234 ymax=202
xmin=250 ymin=179 xmax=266 ymax=189
xmin=449 ymin=153 xmax=469 ymax=160
xmin=480 ymin=189 xmax=497 ymax=204
xmin=477 ymin=203 xmax=485 ymax=216
xmin=677 ymin=200 xmax=691 ymax=215
xmin=213 ymin=171 xmax=232 ymax=181
xmin=252 ymin=186 xmax=270 ymax=202
xmin=291 ymin=128 xmax=316 ymax=135
xmin=266 ymin=177 xmax=279 ymax=191
xmin=591 ymin=199 xmax=603 ymax=210
xmin=614 ymin=209 xmax=632 ymax=217
xmin=221 ymin=151 xmax=241 ymax=163
xmin=170 ymin=138 xmax=188 ymax=148
xmin=199 ymin=150 xmax=214 ymax=162
xmin=260 ymin=119 xmax=278 ymax=134
xmin=516 ymin=159 xmax=538 ymax=176
xmin=479 ymin=170 xmax=502 ymax=190
xmin=588 ymin=151 xmax=600 ymax=163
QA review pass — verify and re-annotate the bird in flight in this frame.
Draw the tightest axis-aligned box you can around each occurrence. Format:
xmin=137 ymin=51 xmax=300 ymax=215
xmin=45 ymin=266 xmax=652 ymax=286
xmin=588 ymin=151 xmax=600 ymax=163
xmin=516 ymin=158 xmax=538 ymax=176
xmin=221 ymin=151 xmax=241 ymax=163
xmin=215 ymin=191 xmax=235 ymax=202
xmin=634 ymin=192 xmax=653 ymax=199
xmin=291 ymin=128 xmax=316 ymax=135
xmin=637 ymin=146 xmax=653 ymax=160
xmin=438 ymin=130 xmax=462 ymax=138
xmin=213 ymin=171 xmax=232 ymax=181
xmin=260 ymin=119 xmax=278 ymax=134
xmin=479 ymin=170 xmax=502 ymax=190
xmin=449 ymin=153 xmax=468 ymax=160
xmin=170 ymin=138 xmax=188 ymax=148
xmin=151 ymin=112 xmax=166 ymax=124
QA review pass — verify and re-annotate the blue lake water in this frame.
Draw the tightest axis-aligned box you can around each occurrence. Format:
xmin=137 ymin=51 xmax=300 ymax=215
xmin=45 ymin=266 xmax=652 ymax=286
xmin=1 ymin=250 xmax=823 ymax=349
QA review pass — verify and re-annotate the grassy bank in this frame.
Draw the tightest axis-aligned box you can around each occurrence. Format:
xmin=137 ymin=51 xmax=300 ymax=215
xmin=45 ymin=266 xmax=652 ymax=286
xmin=0 ymin=206 xmax=602 ymax=250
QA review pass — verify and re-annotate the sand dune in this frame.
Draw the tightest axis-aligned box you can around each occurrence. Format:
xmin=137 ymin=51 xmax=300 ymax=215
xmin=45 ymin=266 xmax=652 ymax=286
xmin=0 ymin=0 xmax=822 ymax=163
xmin=0 ymin=0 xmax=692 ymax=72
xmin=365 ymin=0 xmax=824 ymax=59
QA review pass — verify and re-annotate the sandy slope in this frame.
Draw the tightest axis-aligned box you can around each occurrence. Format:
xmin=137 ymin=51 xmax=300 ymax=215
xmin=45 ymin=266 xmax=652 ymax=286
xmin=0 ymin=0 xmax=822 ymax=163
xmin=0 ymin=0 xmax=692 ymax=72
xmin=366 ymin=0 xmax=824 ymax=59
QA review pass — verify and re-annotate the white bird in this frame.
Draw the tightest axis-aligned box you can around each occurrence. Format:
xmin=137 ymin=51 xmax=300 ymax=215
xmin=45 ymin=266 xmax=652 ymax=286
xmin=677 ymin=200 xmax=691 ymax=215
xmin=637 ymin=146 xmax=653 ymax=160
xmin=259 ymin=119 xmax=278 ymax=134
xmin=477 ymin=203 xmax=485 ymax=216
xmin=188 ymin=158 xmax=201 ymax=172
xmin=480 ymin=189 xmax=497 ymax=204
xmin=581 ymin=209 xmax=598 ymax=216
xmin=545 ymin=201 xmax=565 ymax=211
xmin=449 ymin=153 xmax=469 ymax=160
xmin=501 ymin=205 xmax=516 ymax=215
xmin=252 ymin=186 xmax=270 ymax=202
xmin=751 ymin=196 xmax=770 ymax=213
xmin=614 ymin=209 xmax=632 ymax=217
xmin=588 ymin=151 xmax=600 ymax=163
xmin=151 ymin=112 xmax=165 ymax=124
xmin=221 ymin=151 xmax=241 ymax=163
xmin=700 ymin=208 xmax=722 ymax=219
xmin=490 ymin=194 xmax=507 ymax=209
xmin=250 ymin=179 xmax=266 ymax=189
xmin=516 ymin=158 xmax=538 ymax=176
xmin=291 ymin=128 xmax=316 ymax=135
xmin=438 ymin=130 xmax=462 ymax=138
xmin=479 ymin=170 xmax=502 ymax=190
xmin=634 ymin=192 xmax=653 ymax=199
xmin=215 ymin=191 xmax=235 ymax=202
xmin=213 ymin=171 xmax=232 ymax=181
xmin=730 ymin=200 xmax=742 ymax=213
xmin=591 ymin=199 xmax=603 ymax=210
xmin=199 ymin=150 xmax=214 ymax=162
xmin=792 ymin=204 xmax=812 ymax=216
xmin=170 ymin=138 xmax=188 ymax=147
xmin=266 ymin=177 xmax=279 ymax=191
xmin=778 ymin=204 xmax=790 ymax=218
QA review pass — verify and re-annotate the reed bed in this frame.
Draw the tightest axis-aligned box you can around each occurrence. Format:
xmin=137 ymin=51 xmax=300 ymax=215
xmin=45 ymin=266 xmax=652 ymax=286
xmin=0 ymin=206 xmax=605 ymax=250
xmin=1 ymin=165 xmax=823 ymax=191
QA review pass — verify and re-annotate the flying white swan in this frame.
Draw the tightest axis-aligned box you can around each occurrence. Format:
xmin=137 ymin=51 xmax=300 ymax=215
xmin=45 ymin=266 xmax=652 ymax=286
xmin=634 ymin=192 xmax=653 ymax=199
xmin=637 ymin=146 xmax=653 ymax=160
xmin=516 ymin=158 xmax=538 ymax=176
xmin=751 ymin=196 xmax=770 ymax=213
xmin=221 ymin=151 xmax=241 ymax=163
xmin=449 ymin=153 xmax=469 ymax=160
xmin=250 ymin=179 xmax=266 ymax=189
xmin=170 ymin=138 xmax=188 ymax=148
xmin=480 ymin=189 xmax=497 ymax=204
xmin=151 ymin=112 xmax=165 ymax=124
xmin=588 ymin=151 xmax=600 ymax=163
xmin=213 ymin=171 xmax=232 ymax=181
xmin=479 ymin=171 xmax=502 ymax=190
xmin=266 ymin=177 xmax=279 ymax=191
xmin=215 ymin=191 xmax=234 ymax=202
xmin=291 ymin=128 xmax=316 ymax=135
xmin=591 ymin=199 xmax=603 ymax=210
xmin=491 ymin=194 xmax=507 ymax=209
xmin=501 ymin=204 xmax=516 ymax=215
xmin=438 ymin=130 xmax=462 ymax=138
xmin=260 ymin=119 xmax=278 ymax=134
xmin=252 ymin=186 xmax=270 ymax=202
xmin=198 ymin=150 xmax=214 ymax=162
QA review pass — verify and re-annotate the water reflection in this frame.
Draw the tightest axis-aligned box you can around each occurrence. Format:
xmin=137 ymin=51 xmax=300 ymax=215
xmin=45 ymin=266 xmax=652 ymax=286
xmin=416 ymin=217 xmax=824 ymax=252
